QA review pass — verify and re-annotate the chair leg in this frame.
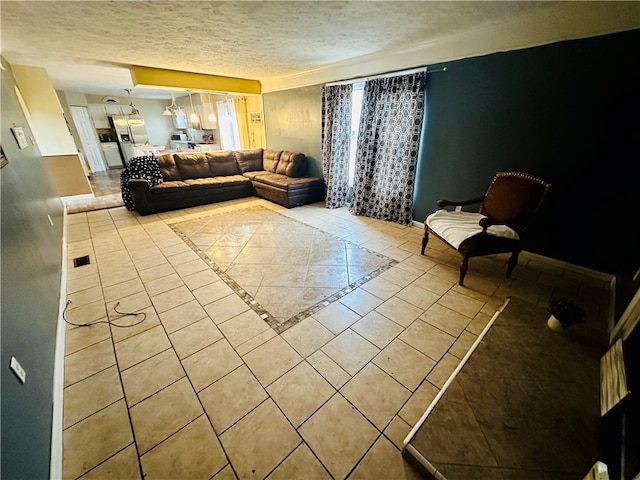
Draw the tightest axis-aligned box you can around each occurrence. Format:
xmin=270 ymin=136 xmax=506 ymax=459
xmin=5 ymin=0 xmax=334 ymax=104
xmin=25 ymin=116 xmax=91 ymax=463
xmin=421 ymin=228 xmax=429 ymax=255
xmin=459 ymin=256 xmax=469 ymax=285
xmin=506 ymin=250 xmax=520 ymax=278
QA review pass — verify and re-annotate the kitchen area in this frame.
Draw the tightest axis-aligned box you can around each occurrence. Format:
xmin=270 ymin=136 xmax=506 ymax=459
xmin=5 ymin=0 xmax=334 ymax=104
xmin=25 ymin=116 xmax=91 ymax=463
xmin=87 ymin=90 xmax=264 ymax=170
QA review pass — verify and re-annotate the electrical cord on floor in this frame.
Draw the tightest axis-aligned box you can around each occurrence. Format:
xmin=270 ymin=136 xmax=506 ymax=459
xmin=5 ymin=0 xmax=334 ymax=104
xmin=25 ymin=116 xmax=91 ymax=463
xmin=63 ymin=299 xmax=147 ymax=328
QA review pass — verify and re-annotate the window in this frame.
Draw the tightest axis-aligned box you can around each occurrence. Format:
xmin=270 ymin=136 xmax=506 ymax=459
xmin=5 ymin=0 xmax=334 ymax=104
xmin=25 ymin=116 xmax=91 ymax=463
xmin=347 ymin=81 xmax=365 ymax=196
xmin=216 ymin=99 xmax=241 ymax=150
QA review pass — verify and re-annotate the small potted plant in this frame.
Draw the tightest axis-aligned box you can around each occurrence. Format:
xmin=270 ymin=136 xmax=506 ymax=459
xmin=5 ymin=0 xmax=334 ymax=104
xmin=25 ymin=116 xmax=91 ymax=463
xmin=547 ymin=295 xmax=586 ymax=333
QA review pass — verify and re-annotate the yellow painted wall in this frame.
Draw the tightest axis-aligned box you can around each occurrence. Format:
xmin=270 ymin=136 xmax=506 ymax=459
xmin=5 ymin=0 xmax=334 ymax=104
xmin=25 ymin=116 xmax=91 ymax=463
xmin=246 ymin=95 xmax=265 ymax=148
xmin=10 ymin=65 xmax=77 ymax=155
xmin=10 ymin=64 xmax=92 ymax=196
xmin=131 ymin=66 xmax=261 ymax=95
xmin=42 ymin=154 xmax=92 ymax=197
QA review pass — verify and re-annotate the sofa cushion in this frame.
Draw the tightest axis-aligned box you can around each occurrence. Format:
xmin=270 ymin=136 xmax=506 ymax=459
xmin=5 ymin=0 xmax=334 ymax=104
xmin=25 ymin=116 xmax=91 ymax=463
xmin=253 ymin=173 xmax=324 ymax=191
xmin=275 ymin=151 xmax=307 ymax=177
xmin=213 ymin=175 xmax=252 ymax=187
xmin=183 ymin=178 xmax=223 ymax=190
xmin=157 ymin=153 xmax=182 ymax=181
xmin=150 ymin=180 xmax=190 ymax=193
xmin=184 ymin=175 xmax=250 ymax=190
xmin=242 ymin=170 xmax=272 ymax=181
xmin=207 ymin=150 xmax=240 ymax=176
xmin=263 ymin=149 xmax=282 ymax=173
xmin=174 ymin=152 xmax=211 ymax=179
xmin=234 ymin=148 xmax=264 ymax=173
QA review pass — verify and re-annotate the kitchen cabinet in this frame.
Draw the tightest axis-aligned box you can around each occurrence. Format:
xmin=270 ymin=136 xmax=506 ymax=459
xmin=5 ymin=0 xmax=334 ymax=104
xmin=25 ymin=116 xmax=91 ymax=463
xmin=89 ymin=104 xmax=131 ymax=128
xmin=88 ymin=105 xmax=110 ymax=128
xmin=173 ymin=114 xmax=188 ymax=129
xmin=101 ymin=142 xmax=124 ymax=168
xmin=199 ymin=103 xmax=218 ymax=130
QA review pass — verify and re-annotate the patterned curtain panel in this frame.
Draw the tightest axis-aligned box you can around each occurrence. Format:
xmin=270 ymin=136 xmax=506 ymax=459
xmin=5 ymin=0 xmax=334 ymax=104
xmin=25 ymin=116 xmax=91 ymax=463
xmin=349 ymin=72 xmax=426 ymax=225
xmin=321 ymin=84 xmax=353 ymax=208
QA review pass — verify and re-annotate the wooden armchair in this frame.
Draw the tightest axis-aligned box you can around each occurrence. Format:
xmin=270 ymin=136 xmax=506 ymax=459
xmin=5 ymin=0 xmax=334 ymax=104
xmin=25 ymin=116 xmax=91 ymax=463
xmin=421 ymin=171 xmax=551 ymax=285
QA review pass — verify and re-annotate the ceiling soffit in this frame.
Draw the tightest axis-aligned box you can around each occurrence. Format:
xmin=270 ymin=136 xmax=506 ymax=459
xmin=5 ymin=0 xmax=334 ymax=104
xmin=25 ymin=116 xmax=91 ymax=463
xmin=130 ymin=66 xmax=261 ymax=95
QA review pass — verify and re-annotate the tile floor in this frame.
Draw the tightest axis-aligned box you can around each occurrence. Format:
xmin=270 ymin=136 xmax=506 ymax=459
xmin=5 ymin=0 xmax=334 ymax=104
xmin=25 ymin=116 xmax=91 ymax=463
xmin=62 ymin=197 xmax=611 ymax=480
xmin=64 ymin=168 xmax=125 ymax=214
xmin=405 ymin=297 xmax=607 ymax=479
xmin=89 ymin=168 xmax=124 ymax=197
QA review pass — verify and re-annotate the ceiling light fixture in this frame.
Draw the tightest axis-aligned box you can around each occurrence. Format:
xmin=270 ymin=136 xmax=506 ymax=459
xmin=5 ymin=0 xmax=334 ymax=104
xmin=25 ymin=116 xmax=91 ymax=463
xmin=125 ymin=89 xmax=140 ymax=115
xmin=187 ymin=91 xmax=201 ymax=129
xmin=208 ymin=92 xmax=217 ymax=123
xmin=163 ymin=93 xmax=178 ymax=116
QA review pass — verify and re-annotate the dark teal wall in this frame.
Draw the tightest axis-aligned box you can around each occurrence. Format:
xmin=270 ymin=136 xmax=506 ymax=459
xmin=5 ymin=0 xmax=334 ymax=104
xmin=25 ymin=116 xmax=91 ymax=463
xmin=414 ymin=29 xmax=640 ymax=277
xmin=1 ymin=59 xmax=65 ymax=478
xmin=262 ymin=29 xmax=639 ymax=313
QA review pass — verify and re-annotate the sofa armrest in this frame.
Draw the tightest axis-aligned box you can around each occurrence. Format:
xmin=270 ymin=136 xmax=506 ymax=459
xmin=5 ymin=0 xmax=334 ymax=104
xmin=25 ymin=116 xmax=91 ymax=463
xmin=128 ymin=179 xmax=156 ymax=215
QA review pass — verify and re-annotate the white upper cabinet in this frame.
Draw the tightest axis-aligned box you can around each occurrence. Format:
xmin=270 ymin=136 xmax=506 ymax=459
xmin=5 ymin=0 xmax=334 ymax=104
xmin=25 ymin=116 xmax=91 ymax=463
xmin=173 ymin=114 xmax=188 ymax=129
xmin=199 ymin=101 xmax=218 ymax=130
xmin=88 ymin=105 xmax=110 ymax=128
xmin=88 ymin=104 xmax=130 ymax=128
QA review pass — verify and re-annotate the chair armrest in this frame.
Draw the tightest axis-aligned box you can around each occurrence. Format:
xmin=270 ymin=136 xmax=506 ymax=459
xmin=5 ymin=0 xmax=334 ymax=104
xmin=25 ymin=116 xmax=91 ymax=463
xmin=437 ymin=196 xmax=485 ymax=209
xmin=478 ymin=216 xmax=520 ymax=235
xmin=479 ymin=217 xmax=508 ymax=229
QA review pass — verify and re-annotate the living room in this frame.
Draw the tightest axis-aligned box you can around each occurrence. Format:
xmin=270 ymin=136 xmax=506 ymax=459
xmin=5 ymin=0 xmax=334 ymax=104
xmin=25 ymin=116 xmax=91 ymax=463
xmin=2 ymin=2 xmax=639 ymax=479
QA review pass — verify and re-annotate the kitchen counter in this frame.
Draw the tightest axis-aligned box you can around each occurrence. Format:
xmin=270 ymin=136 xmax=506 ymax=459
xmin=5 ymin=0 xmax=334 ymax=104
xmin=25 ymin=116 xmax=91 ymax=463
xmin=131 ymin=143 xmax=222 ymax=157
xmin=168 ymin=141 xmax=221 ymax=152
xmin=132 ymin=145 xmax=169 ymax=157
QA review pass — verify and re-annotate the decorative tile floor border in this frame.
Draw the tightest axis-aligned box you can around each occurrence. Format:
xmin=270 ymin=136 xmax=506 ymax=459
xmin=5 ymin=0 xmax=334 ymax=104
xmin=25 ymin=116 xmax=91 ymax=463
xmin=170 ymin=206 xmax=398 ymax=333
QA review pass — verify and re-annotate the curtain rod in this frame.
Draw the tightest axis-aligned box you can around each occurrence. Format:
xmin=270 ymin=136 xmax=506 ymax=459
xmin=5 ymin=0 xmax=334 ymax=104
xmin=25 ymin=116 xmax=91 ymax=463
xmin=325 ymin=65 xmax=446 ymax=86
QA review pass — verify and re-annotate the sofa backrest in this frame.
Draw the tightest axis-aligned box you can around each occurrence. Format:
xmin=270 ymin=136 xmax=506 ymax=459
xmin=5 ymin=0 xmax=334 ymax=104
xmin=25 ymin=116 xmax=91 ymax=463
xmin=263 ymin=149 xmax=282 ymax=173
xmin=206 ymin=150 xmax=240 ymax=176
xmin=174 ymin=152 xmax=211 ymax=179
xmin=276 ymin=151 xmax=307 ymax=178
xmin=234 ymin=148 xmax=264 ymax=173
xmin=157 ymin=153 xmax=182 ymax=181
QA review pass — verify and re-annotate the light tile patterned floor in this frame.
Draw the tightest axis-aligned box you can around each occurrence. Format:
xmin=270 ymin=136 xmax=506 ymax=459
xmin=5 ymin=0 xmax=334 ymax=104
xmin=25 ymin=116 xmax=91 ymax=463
xmin=62 ymin=197 xmax=611 ymax=479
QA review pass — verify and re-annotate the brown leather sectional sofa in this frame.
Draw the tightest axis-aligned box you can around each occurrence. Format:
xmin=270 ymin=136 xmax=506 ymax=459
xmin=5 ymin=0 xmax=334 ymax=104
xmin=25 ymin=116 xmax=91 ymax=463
xmin=128 ymin=148 xmax=325 ymax=215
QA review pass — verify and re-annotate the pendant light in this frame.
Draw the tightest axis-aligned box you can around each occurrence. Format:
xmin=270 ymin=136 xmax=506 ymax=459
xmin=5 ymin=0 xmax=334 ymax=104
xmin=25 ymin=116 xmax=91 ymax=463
xmin=163 ymin=93 xmax=184 ymax=116
xmin=187 ymin=91 xmax=201 ymax=129
xmin=163 ymin=93 xmax=175 ymax=116
xmin=208 ymin=92 xmax=217 ymax=123
xmin=125 ymin=89 xmax=139 ymax=115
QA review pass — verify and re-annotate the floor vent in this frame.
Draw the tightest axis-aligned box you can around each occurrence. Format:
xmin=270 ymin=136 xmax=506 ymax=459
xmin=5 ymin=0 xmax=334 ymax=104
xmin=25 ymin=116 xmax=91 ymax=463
xmin=73 ymin=255 xmax=90 ymax=268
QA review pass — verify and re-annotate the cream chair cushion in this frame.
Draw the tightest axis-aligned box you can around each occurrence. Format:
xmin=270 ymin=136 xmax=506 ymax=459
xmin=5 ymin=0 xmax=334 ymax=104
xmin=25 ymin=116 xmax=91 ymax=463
xmin=426 ymin=209 xmax=520 ymax=250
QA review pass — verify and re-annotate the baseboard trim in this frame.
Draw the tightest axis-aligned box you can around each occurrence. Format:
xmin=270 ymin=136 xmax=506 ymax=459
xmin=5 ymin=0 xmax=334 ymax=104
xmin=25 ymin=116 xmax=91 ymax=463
xmin=49 ymin=204 xmax=68 ymax=480
xmin=411 ymin=221 xmax=612 ymax=283
xmin=521 ymin=250 xmax=614 ymax=282
xmin=61 ymin=193 xmax=95 ymax=201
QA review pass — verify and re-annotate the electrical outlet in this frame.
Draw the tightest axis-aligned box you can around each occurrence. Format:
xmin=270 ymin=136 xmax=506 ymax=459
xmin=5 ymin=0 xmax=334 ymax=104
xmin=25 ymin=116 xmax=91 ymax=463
xmin=10 ymin=356 xmax=26 ymax=384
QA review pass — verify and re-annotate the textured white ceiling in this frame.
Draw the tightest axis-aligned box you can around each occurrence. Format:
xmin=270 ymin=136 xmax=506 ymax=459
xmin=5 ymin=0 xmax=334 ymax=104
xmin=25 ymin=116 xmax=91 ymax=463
xmin=1 ymin=1 xmax=638 ymax=99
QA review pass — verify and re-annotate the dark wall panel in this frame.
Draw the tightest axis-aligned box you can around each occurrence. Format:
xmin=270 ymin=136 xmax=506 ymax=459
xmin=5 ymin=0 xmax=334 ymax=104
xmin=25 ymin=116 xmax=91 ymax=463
xmin=263 ymin=85 xmax=323 ymax=176
xmin=1 ymin=59 xmax=65 ymax=479
xmin=414 ymin=29 xmax=640 ymax=276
